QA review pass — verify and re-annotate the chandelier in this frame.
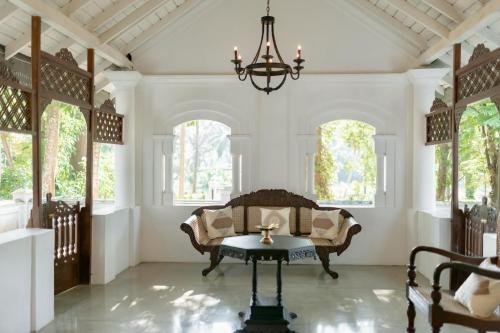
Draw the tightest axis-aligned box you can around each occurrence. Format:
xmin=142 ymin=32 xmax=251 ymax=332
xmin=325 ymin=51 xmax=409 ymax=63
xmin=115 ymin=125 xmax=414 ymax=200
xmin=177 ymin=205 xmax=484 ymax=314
xmin=231 ymin=0 xmax=305 ymax=94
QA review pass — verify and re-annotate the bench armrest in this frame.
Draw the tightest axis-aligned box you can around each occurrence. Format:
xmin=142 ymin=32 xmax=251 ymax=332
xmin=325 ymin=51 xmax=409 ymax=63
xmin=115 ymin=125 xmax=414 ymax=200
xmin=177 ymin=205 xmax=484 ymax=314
xmin=335 ymin=217 xmax=362 ymax=255
xmin=180 ymin=215 xmax=209 ymax=255
xmin=407 ymin=246 xmax=488 ymax=287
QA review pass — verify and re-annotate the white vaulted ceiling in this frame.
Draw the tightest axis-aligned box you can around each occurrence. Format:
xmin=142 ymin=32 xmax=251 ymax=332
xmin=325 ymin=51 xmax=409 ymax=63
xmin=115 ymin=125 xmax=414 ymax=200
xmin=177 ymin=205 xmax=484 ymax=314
xmin=0 ymin=0 xmax=498 ymax=89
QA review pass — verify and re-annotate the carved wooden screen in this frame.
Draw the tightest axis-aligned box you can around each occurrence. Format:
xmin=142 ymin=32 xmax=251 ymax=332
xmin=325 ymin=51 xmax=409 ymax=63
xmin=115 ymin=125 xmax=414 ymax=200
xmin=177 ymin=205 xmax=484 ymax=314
xmin=40 ymin=48 xmax=92 ymax=111
xmin=94 ymin=99 xmax=124 ymax=144
xmin=456 ymin=44 xmax=500 ymax=110
xmin=0 ymin=61 xmax=32 ymax=134
xmin=36 ymin=46 xmax=94 ymax=294
xmin=464 ymin=203 xmax=497 ymax=257
xmin=426 ymin=98 xmax=452 ymax=145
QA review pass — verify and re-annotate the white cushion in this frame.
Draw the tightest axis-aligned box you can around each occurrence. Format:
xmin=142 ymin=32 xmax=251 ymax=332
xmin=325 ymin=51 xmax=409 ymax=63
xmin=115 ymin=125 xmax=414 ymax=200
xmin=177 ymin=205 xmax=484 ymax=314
xmin=204 ymin=207 xmax=236 ymax=240
xmin=309 ymin=209 xmax=341 ymax=240
xmin=455 ymin=259 xmax=500 ymax=318
xmin=260 ymin=207 xmax=291 ymax=236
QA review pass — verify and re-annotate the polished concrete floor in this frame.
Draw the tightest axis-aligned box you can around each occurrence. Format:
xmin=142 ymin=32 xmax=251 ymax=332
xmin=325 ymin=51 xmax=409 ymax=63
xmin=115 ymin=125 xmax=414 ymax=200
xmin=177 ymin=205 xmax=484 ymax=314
xmin=40 ymin=263 xmax=475 ymax=333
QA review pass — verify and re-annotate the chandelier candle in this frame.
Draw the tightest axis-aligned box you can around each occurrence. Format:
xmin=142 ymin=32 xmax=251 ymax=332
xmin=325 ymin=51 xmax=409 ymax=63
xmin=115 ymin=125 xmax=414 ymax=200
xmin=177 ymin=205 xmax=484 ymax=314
xmin=231 ymin=0 xmax=305 ymax=94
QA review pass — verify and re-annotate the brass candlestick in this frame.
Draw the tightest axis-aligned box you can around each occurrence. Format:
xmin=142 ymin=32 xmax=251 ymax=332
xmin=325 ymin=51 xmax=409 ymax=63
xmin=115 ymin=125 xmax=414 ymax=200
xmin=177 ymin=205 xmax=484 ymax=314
xmin=257 ymin=224 xmax=278 ymax=244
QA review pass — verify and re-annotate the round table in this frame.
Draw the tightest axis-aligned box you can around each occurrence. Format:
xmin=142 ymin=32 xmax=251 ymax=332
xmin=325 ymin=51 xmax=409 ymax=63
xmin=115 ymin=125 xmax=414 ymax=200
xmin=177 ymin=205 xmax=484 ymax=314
xmin=218 ymin=235 xmax=316 ymax=333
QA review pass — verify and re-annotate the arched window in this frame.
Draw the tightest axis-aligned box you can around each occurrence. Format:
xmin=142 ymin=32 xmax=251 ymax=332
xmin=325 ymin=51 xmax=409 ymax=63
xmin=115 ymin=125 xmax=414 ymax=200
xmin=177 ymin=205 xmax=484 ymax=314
xmin=172 ymin=120 xmax=232 ymax=204
xmin=315 ymin=120 xmax=376 ymax=206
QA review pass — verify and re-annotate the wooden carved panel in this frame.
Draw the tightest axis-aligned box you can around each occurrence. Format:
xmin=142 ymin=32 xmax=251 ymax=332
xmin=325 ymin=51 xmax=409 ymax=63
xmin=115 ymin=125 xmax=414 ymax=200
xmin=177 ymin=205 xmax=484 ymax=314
xmin=0 ymin=61 xmax=32 ymax=134
xmin=40 ymin=49 xmax=92 ymax=109
xmin=457 ymin=44 xmax=500 ymax=106
xmin=426 ymin=98 xmax=452 ymax=145
xmin=94 ymin=99 xmax=124 ymax=144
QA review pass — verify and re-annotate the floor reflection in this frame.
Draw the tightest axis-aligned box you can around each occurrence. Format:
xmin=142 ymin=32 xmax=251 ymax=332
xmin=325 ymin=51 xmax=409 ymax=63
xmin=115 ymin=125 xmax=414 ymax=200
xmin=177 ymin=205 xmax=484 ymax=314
xmin=40 ymin=263 xmax=475 ymax=333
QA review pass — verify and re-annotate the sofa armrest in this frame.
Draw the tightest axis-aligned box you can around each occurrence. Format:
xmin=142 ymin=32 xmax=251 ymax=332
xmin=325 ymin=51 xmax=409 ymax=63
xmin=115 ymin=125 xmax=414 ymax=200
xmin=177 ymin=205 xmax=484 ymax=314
xmin=180 ymin=215 xmax=209 ymax=255
xmin=335 ymin=217 xmax=362 ymax=255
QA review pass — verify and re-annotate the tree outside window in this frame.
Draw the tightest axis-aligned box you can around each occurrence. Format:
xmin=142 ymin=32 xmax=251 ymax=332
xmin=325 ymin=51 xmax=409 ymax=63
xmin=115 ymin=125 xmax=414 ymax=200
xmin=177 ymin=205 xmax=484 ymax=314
xmin=173 ymin=120 xmax=232 ymax=203
xmin=315 ymin=120 xmax=376 ymax=206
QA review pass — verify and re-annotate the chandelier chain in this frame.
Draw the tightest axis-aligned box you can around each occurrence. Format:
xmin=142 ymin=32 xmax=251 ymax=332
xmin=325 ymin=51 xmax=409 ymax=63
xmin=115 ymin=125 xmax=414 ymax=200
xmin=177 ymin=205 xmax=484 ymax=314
xmin=266 ymin=0 xmax=270 ymax=15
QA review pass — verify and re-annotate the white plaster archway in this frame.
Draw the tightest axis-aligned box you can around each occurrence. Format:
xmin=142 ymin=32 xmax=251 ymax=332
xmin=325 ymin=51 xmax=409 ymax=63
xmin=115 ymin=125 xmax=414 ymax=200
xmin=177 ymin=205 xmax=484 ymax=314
xmin=303 ymin=99 xmax=392 ymax=134
xmin=153 ymin=100 xmax=246 ymax=135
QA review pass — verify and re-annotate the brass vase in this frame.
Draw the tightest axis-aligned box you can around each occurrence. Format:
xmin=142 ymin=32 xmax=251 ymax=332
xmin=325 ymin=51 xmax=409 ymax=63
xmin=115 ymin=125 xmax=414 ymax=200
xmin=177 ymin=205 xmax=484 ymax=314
xmin=257 ymin=224 xmax=277 ymax=244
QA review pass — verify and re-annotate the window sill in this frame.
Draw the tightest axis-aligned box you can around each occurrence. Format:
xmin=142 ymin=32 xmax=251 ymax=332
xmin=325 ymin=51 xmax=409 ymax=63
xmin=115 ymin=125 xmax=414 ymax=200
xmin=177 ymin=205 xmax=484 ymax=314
xmin=173 ymin=200 xmax=226 ymax=207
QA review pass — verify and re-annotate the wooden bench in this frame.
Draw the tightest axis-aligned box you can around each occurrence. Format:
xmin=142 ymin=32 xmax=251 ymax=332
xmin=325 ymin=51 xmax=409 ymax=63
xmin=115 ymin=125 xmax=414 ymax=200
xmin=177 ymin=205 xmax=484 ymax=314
xmin=180 ymin=189 xmax=362 ymax=279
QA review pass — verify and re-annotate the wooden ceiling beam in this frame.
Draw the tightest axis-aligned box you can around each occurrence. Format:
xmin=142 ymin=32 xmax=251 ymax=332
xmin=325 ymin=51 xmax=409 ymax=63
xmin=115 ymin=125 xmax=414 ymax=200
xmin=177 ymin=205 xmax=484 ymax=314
xmin=385 ymin=0 xmax=450 ymax=38
xmin=419 ymin=0 xmax=500 ymax=64
xmin=7 ymin=0 xmax=132 ymax=67
xmin=99 ymin=0 xmax=167 ymax=44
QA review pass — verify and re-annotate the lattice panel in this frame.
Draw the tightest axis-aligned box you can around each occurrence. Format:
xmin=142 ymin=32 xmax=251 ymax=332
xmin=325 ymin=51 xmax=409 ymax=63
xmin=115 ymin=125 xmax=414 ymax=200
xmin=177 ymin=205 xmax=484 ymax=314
xmin=426 ymin=98 xmax=451 ymax=145
xmin=40 ymin=50 xmax=91 ymax=107
xmin=94 ymin=99 xmax=124 ymax=144
xmin=0 ymin=61 xmax=32 ymax=134
xmin=458 ymin=45 xmax=500 ymax=103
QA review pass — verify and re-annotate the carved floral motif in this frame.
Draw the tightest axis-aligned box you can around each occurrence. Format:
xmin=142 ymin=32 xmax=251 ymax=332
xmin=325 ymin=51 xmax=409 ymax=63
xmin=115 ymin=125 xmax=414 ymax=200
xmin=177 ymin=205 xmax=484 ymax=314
xmin=468 ymin=44 xmax=491 ymax=64
xmin=55 ymin=48 xmax=79 ymax=67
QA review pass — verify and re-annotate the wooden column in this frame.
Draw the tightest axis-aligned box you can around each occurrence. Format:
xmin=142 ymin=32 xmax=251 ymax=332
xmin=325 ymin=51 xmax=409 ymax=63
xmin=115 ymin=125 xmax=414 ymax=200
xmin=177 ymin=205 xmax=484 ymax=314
xmin=450 ymin=43 xmax=466 ymax=290
xmin=79 ymin=48 xmax=94 ymax=284
xmin=31 ymin=16 xmax=42 ymax=228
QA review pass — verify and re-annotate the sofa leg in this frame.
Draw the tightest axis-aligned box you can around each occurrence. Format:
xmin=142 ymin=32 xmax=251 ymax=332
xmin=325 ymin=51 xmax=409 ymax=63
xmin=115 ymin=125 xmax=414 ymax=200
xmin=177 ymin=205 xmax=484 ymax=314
xmin=317 ymin=248 xmax=338 ymax=279
xmin=202 ymin=249 xmax=223 ymax=277
xmin=407 ymin=300 xmax=416 ymax=333
xmin=431 ymin=325 xmax=441 ymax=333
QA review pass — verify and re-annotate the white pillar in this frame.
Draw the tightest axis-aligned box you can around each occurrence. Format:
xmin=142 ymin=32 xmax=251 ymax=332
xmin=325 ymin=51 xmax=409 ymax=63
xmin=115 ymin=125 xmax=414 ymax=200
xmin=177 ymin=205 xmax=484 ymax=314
xmin=407 ymin=69 xmax=448 ymax=212
xmin=228 ymin=135 xmax=252 ymax=197
xmin=103 ymin=71 xmax=142 ymax=267
xmin=407 ymin=68 xmax=448 ymax=254
xmin=104 ymin=71 xmax=143 ymax=210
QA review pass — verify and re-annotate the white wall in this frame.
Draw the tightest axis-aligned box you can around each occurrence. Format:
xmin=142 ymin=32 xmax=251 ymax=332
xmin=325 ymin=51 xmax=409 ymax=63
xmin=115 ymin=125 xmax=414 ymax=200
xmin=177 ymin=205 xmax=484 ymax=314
xmin=92 ymin=208 xmax=138 ymax=284
xmin=0 ymin=229 xmax=54 ymax=333
xmin=138 ymin=73 xmax=412 ymax=265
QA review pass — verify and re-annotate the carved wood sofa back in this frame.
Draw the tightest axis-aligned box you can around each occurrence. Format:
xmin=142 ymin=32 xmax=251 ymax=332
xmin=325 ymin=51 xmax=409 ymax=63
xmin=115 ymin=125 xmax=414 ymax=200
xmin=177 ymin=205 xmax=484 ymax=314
xmin=191 ymin=189 xmax=353 ymax=236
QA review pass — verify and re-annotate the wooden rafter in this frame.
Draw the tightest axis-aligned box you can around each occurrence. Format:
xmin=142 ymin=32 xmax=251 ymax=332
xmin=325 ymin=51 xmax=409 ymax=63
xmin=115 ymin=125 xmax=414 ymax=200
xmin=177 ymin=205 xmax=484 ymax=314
xmin=123 ymin=0 xmax=207 ymax=54
xmin=421 ymin=0 xmax=464 ymax=23
xmin=4 ymin=0 xmax=93 ymax=60
xmin=326 ymin=0 xmax=426 ymax=58
xmin=86 ymin=0 xmax=139 ymax=32
xmin=419 ymin=0 xmax=500 ymax=64
xmin=7 ymin=0 xmax=132 ymax=67
xmin=0 ymin=2 xmax=18 ymax=25
xmin=384 ymin=0 xmax=450 ymax=38
xmin=99 ymin=0 xmax=168 ymax=44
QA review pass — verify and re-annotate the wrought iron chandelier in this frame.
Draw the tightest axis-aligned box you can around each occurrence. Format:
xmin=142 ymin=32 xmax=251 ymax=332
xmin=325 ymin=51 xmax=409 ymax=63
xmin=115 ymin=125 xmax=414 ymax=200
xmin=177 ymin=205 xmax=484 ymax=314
xmin=231 ymin=0 xmax=305 ymax=94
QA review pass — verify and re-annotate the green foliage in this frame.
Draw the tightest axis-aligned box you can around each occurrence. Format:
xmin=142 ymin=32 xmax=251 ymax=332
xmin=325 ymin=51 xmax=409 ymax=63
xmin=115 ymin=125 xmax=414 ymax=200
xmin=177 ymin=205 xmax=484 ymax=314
xmin=435 ymin=100 xmax=499 ymax=206
xmin=41 ymin=101 xmax=87 ymax=199
xmin=0 ymin=133 xmax=32 ymax=200
xmin=1 ymin=100 xmax=116 ymax=202
xmin=173 ymin=120 xmax=232 ymax=200
xmin=97 ymin=144 xmax=115 ymax=200
xmin=315 ymin=120 xmax=376 ymax=204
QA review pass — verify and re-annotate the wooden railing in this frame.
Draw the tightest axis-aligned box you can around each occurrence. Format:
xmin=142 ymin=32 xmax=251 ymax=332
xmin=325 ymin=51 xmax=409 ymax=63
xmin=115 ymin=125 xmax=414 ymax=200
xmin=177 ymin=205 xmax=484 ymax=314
xmin=464 ymin=199 xmax=497 ymax=257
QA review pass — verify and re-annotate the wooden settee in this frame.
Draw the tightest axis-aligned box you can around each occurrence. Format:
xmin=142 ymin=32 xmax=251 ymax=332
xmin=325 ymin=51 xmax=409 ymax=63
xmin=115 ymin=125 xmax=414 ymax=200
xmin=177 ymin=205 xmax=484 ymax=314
xmin=180 ymin=189 xmax=362 ymax=279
